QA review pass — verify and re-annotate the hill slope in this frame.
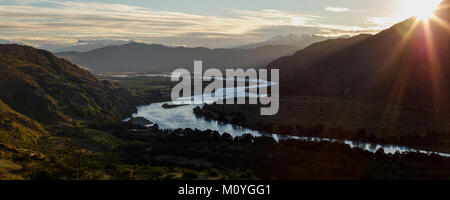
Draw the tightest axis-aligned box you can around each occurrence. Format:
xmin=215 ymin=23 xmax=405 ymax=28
xmin=0 ymin=99 xmax=47 ymax=148
xmin=268 ymin=0 xmax=450 ymax=112
xmin=0 ymin=44 xmax=135 ymax=124
xmin=56 ymin=43 xmax=300 ymax=72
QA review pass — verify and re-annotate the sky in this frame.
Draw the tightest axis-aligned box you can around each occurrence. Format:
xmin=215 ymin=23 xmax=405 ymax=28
xmin=0 ymin=0 xmax=443 ymax=49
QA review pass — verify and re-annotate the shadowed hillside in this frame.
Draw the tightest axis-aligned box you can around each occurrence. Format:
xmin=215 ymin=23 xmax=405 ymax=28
xmin=0 ymin=44 xmax=135 ymax=124
xmin=269 ymin=0 xmax=450 ymax=113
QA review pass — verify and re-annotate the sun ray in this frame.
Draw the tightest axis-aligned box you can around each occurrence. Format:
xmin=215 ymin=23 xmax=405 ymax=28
xmin=375 ymin=19 xmax=420 ymax=134
xmin=430 ymin=15 xmax=450 ymax=34
xmin=376 ymin=0 xmax=450 ymax=130
xmin=422 ymin=18 xmax=449 ymax=114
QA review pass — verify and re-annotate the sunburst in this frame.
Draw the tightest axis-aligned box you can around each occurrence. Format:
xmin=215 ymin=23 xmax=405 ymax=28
xmin=398 ymin=0 xmax=441 ymax=21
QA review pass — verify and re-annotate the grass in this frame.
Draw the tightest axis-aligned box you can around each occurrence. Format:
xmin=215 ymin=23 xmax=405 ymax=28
xmin=0 ymin=159 xmax=24 ymax=180
xmin=98 ymin=75 xmax=176 ymax=105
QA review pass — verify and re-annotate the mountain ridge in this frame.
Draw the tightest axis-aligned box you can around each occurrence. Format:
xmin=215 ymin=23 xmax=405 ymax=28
xmin=53 ymin=39 xmax=132 ymax=53
xmin=268 ymin=1 xmax=450 ymax=112
xmin=56 ymin=42 xmax=301 ymax=72
xmin=239 ymin=34 xmax=330 ymax=49
xmin=0 ymin=44 xmax=135 ymax=124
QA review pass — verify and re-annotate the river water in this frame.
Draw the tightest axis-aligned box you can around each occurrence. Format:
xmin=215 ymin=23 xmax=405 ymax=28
xmin=118 ymin=73 xmax=450 ymax=157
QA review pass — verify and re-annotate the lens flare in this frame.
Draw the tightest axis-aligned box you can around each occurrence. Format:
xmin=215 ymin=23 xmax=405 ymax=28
xmin=398 ymin=0 xmax=441 ymax=21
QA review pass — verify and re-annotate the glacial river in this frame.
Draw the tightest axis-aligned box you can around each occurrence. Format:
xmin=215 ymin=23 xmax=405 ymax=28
xmin=119 ymin=73 xmax=450 ymax=157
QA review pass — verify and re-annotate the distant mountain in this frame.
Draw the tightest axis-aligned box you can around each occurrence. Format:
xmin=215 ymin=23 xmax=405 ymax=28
xmin=0 ymin=39 xmax=12 ymax=44
xmin=53 ymin=39 xmax=133 ymax=53
xmin=268 ymin=0 xmax=450 ymax=111
xmin=0 ymin=44 xmax=135 ymax=125
xmin=0 ymin=39 xmax=21 ymax=45
xmin=56 ymin=43 xmax=300 ymax=73
xmin=240 ymin=34 xmax=329 ymax=49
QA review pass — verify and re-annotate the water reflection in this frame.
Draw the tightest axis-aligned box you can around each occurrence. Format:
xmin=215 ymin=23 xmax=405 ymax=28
xmin=132 ymin=102 xmax=450 ymax=157
xmin=122 ymin=73 xmax=450 ymax=157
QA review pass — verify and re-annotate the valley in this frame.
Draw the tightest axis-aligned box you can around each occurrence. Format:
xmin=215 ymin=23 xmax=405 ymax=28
xmin=1 ymin=0 xmax=450 ymax=181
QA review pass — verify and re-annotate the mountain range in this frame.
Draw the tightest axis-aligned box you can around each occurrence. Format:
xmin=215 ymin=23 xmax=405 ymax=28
xmin=53 ymin=39 xmax=134 ymax=53
xmin=0 ymin=39 xmax=133 ymax=53
xmin=239 ymin=34 xmax=329 ymax=49
xmin=268 ymin=0 xmax=450 ymax=111
xmin=56 ymin=43 xmax=300 ymax=73
xmin=0 ymin=39 xmax=22 ymax=45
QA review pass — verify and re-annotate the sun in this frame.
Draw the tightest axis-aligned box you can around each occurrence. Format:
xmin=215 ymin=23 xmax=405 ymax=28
xmin=415 ymin=10 xmax=436 ymax=21
xmin=399 ymin=0 xmax=441 ymax=21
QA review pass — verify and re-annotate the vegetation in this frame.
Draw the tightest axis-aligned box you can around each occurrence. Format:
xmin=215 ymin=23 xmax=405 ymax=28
xmin=0 ymin=44 xmax=250 ymax=180
xmin=98 ymin=75 xmax=175 ymax=105
xmin=0 ymin=123 xmax=256 ymax=180
xmin=101 ymin=123 xmax=450 ymax=179
xmin=0 ymin=99 xmax=47 ymax=148
xmin=0 ymin=44 xmax=135 ymax=124
xmin=194 ymin=100 xmax=450 ymax=153
xmin=1 ymin=38 xmax=450 ymax=180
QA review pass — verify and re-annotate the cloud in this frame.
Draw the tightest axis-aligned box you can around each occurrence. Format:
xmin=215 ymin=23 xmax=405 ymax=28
xmin=0 ymin=0 xmax=381 ymax=49
xmin=325 ymin=7 xmax=350 ymax=12
xmin=367 ymin=17 xmax=403 ymax=28
xmin=0 ymin=1 xmax=316 ymax=36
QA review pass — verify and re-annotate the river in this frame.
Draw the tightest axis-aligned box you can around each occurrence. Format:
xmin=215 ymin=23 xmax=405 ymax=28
xmin=117 ymin=73 xmax=450 ymax=157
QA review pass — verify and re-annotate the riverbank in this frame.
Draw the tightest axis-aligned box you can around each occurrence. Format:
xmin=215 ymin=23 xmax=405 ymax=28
xmin=192 ymin=97 xmax=450 ymax=154
xmin=106 ymin=122 xmax=450 ymax=179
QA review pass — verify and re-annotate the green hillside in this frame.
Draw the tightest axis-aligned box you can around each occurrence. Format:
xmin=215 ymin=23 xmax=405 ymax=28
xmin=0 ymin=44 xmax=135 ymax=124
xmin=0 ymin=99 xmax=47 ymax=148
